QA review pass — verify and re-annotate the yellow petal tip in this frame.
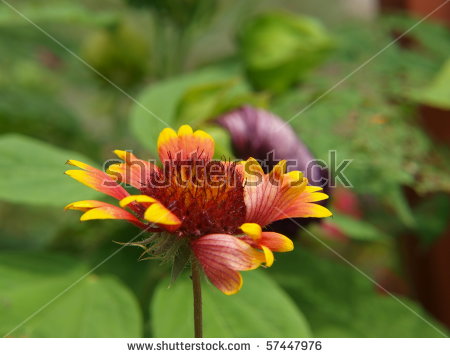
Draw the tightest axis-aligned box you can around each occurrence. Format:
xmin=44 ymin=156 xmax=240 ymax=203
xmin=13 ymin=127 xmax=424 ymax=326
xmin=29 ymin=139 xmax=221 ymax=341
xmin=119 ymin=195 xmax=156 ymax=208
xmin=144 ymin=203 xmax=181 ymax=226
xmin=240 ymin=223 xmax=262 ymax=240
xmin=262 ymin=246 xmax=274 ymax=267
xmin=157 ymin=128 xmax=177 ymax=149
xmin=177 ymin=124 xmax=194 ymax=136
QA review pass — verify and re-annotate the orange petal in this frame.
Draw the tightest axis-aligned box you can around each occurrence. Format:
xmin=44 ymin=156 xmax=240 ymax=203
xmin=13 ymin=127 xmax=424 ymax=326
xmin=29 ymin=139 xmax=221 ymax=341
xmin=108 ymin=151 xmax=158 ymax=189
xmin=243 ymin=156 xmax=331 ymax=226
xmin=64 ymin=200 xmax=110 ymax=212
xmin=260 ymin=232 xmax=294 ymax=252
xmin=157 ymin=128 xmax=177 ymax=154
xmin=304 ymin=185 xmax=324 ymax=193
xmin=66 ymin=160 xmax=97 ymax=172
xmin=119 ymin=195 xmax=157 ymax=207
xmin=144 ymin=202 xmax=181 ymax=228
xmin=157 ymin=125 xmax=215 ymax=162
xmin=298 ymin=190 xmax=329 ymax=203
xmin=241 ymin=157 xmax=264 ymax=187
xmin=283 ymin=202 xmax=332 ymax=218
xmin=244 ymin=175 xmax=307 ymax=226
xmin=65 ymin=200 xmax=144 ymax=227
xmin=271 ymin=160 xmax=287 ymax=179
xmin=66 ymin=160 xmax=129 ymax=200
xmin=113 ymin=150 xmax=138 ymax=163
xmin=80 ymin=206 xmax=141 ymax=224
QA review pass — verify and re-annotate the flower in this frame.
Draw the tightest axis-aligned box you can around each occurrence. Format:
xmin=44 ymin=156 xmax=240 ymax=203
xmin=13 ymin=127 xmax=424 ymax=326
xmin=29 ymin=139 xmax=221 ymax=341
xmin=217 ymin=105 xmax=330 ymax=236
xmin=65 ymin=124 xmax=331 ymax=294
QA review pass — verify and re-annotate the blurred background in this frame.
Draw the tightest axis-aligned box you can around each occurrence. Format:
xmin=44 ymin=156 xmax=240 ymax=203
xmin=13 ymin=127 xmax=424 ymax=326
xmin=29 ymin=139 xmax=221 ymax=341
xmin=0 ymin=0 xmax=449 ymax=338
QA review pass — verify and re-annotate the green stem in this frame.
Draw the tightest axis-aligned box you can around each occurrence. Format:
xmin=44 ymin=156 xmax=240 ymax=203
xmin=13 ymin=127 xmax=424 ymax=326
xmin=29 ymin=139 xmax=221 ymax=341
xmin=191 ymin=259 xmax=203 ymax=338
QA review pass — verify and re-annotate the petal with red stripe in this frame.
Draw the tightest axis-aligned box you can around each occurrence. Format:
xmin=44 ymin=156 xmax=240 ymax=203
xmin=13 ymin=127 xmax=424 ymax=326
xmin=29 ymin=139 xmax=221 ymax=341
xmin=243 ymin=158 xmax=331 ymax=226
xmin=191 ymin=234 xmax=264 ymax=295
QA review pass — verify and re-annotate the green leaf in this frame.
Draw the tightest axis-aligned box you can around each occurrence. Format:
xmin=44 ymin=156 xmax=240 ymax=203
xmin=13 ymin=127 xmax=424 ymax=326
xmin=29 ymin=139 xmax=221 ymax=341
xmin=413 ymin=195 xmax=450 ymax=247
xmin=175 ymin=80 xmax=239 ymax=127
xmin=330 ymin=214 xmax=390 ymax=243
xmin=411 ymin=58 xmax=450 ymax=110
xmin=0 ymin=252 xmax=142 ymax=337
xmin=174 ymin=79 xmax=267 ymax=131
xmin=238 ymin=12 xmax=333 ymax=93
xmin=81 ymin=20 xmax=151 ymax=88
xmin=388 ymin=186 xmax=416 ymax=228
xmin=0 ymin=83 xmax=85 ymax=151
xmin=151 ymin=270 xmax=310 ymax=338
xmin=130 ymin=63 xmax=241 ymax=153
xmin=269 ymin=249 xmax=447 ymax=337
xmin=0 ymin=3 xmax=117 ymax=26
xmin=0 ymin=134 xmax=102 ymax=206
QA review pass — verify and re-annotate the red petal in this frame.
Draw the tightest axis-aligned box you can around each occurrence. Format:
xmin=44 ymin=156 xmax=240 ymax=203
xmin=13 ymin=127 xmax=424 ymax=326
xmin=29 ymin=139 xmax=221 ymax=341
xmin=191 ymin=234 xmax=264 ymax=295
xmin=202 ymin=265 xmax=243 ymax=295
xmin=108 ymin=151 xmax=158 ymax=189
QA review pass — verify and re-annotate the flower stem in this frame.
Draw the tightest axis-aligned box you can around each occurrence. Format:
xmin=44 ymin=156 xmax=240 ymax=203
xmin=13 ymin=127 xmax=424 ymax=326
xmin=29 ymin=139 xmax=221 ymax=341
xmin=191 ymin=259 xmax=203 ymax=338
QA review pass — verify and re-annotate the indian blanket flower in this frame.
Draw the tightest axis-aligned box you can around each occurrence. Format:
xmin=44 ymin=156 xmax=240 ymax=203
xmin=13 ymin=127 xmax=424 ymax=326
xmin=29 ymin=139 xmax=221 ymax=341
xmin=65 ymin=124 xmax=331 ymax=295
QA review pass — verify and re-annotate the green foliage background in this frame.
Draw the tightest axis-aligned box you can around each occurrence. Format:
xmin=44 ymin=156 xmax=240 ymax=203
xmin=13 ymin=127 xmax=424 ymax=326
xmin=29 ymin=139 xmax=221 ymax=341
xmin=0 ymin=0 xmax=449 ymax=338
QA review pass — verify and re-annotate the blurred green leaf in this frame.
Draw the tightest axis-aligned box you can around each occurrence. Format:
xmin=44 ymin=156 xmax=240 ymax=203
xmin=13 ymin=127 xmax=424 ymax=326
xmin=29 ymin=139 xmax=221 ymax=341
xmin=414 ymin=195 xmax=450 ymax=247
xmin=152 ymin=270 xmax=310 ymax=338
xmin=0 ymin=204 xmax=66 ymax=249
xmin=175 ymin=80 xmax=239 ymax=127
xmin=0 ymin=3 xmax=117 ymax=26
xmin=128 ymin=0 xmax=216 ymax=30
xmin=130 ymin=63 xmax=241 ymax=153
xmin=270 ymin=249 xmax=447 ymax=337
xmin=81 ymin=19 xmax=151 ymax=88
xmin=330 ymin=214 xmax=390 ymax=243
xmin=175 ymin=79 xmax=267 ymax=130
xmin=0 ymin=252 xmax=142 ymax=337
xmin=0 ymin=85 xmax=83 ymax=150
xmin=238 ymin=12 xmax=333 ymax=93
xmin=0 ymin=134 xmax=102 ymax=206
xmin=411 ymin=58 xmax=450 ymax=110
xmin=388 ymin=186 xmax=416 ymax=228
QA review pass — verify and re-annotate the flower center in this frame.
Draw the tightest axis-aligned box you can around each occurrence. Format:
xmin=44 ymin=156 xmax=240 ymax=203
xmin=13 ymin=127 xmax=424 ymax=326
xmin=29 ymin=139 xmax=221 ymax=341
xmin=142 ymin=160 xmax=246 ymax=237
